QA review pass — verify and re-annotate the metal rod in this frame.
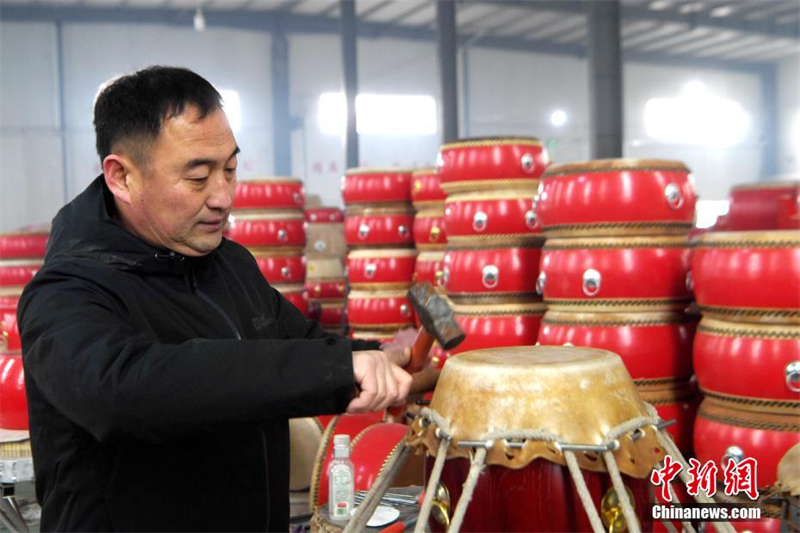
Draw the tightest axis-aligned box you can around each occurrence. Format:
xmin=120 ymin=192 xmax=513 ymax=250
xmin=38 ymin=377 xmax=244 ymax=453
xmin=586 ymin=0 xmax=623 ymax=159
xmin=558 ymin=442 xmax=619 ymax=453
xmin=340 ymin=0 xmax=359 ymax=169
xmin=436 ymin=0 xmax=458 ymax=143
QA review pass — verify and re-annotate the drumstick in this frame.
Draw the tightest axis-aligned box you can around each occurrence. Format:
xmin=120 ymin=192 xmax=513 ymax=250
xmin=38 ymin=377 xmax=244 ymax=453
xmin=378 ymin=515 xmax=418 ymax=533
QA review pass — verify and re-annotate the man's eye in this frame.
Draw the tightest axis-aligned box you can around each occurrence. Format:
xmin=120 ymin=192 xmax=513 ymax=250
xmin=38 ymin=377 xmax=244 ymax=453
xmin=189 ymin=176 xmax=208 ymax=182
xmin=225 ymin=167 xmax=237 ymax=173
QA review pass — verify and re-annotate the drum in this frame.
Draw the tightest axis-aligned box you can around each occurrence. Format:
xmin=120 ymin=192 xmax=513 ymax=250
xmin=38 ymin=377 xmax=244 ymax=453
xmin=0 ymin=351 xmax=28 ymax=430
xmin=408 ymin=346 xmax=663 ymax=532
xmin=0 ymin=259 xmax=42 ymax=287
xmin=727 ymin=181 xmax=800 ymax=231
xmin=305 ymin=222 xmax=347 ymax=257
xmin=539 ymin=311 xmax=696 ymax=382
xmin=308 ymin=299 xmax=345 ymax=328
xmin=305 ymin=207 xmax=344 ymax=224
xmin=341 ymin=168 xmax=414 ymax=206
xmin=444 ymin=189 xmax=541 ymax=240
xmin=411 ymin=168 xmax=446 ymax=208
xmin=0 ymin=290 xmax=20 ymax=316
xmin=540 ymin=236 xmax=692 ymax=312
xmin=437 ymin=137 xmax=549 ymax=194
xmin=234 ymin=178 xmax=304 ymax=210
xmin=638 ymin=381 xmax=699 ymax=455
xmin=694 ymin=317 xmax=800 ymax=414
xmin=413 ymin=251 xmax=445 ymax=290
xmin=443 ymin=245 xmax=543 ymax=303
xmin=536 ymin=159 xmax=695 ymax=237
xmin=346 ymin=249 xmax=416 ymax=290
xmin=289 ymin=417 xmax=323 ymax=491
xmin=226 ymin=210 xmax=306 ymax=247
xmin=249 ymin=248 xmax=306 ymax=284
xmin=776 ymin=444 xmax=800 ymax=533
xmin=451 ymin=301 xmax=546 ymax=354
xmin=0 ymin=230 xmax=49 ymax=259
xmin=414 ymin=208 xmax=447 ymax=250
xmin=306 ymin=257 xmax=347 ymax=299
xmin=343 ymin=206 xmax=415 ymax=248
xmin=692 ymin=231 xmax=800 ymax=324
xmin=346 ymin=290 xmax=415 ymax=330
xmin=694 ymin=399 xmax=800 ymax=488
xmin=350 ymin=423 xmax=423 ymax=496
xmin=273 ymin=284 xmax=309 ymax=317
xmin=1 ymin=308 xmax=20 ymax=351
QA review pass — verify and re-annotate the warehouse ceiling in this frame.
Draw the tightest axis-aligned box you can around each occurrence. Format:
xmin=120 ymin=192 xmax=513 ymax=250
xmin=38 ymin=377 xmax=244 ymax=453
xmin=1 ymin=0 xmax=798 ymax=67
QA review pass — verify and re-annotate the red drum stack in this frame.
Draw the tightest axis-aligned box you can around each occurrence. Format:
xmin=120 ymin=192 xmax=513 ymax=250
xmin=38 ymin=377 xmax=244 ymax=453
xmin=227 ymin=178 xmax=310 ymax=316
xmin=716 ymin=181 xmax=800 ymax=231
xmin=342 ymin=168 xmax=416 ymax=338
xmin=536 ymin=159 xmax=699 ymax=454
xmin=438 ymin=138 xmax=548 ymax=354
xmin=411 ymin=168 xmax=447 ymax=294
xmin=692 ymin=229 xmax=800 ymax=510
xmin=305 ymin=208 xmax=347 ymax=335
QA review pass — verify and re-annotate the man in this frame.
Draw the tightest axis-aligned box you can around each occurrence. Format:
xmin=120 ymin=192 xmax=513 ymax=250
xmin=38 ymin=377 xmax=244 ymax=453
xmin=17 ymin=66 xmax=412 ymax=532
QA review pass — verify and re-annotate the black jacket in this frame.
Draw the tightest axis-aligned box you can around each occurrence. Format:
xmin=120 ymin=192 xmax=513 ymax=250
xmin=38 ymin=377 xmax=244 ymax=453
xmin=18 ymin=177 xmax=377 ymax=532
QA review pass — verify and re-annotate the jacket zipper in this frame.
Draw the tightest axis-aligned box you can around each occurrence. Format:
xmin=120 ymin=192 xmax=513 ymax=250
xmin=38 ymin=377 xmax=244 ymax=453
xmin=188 ymin=271 xmax=242 ymax=341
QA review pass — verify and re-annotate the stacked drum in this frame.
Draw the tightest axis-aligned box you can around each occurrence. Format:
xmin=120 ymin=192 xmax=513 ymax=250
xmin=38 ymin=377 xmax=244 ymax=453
xmin=692 ymin=229 xmax=800 ymax=531
xmin=304 ymin=208 xmax=348 ymax=335
xmin=342 ymin=168 xmax=417 ymax=341
xmin=227 ymin=178 xmax=310 ymax=316
xmin=536 ymin=159 xmax=699 ymax=454
xmin=437 ymin=138 xmax=549 ymax=355
xmin=717 ymin=180 xmax=800 ymax=231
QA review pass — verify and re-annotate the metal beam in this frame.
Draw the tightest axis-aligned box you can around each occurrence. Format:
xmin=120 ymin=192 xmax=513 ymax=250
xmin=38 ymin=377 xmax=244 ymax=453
xmin=759 ymin=64 xmax=778 ymax=179
xmin=271 ymin=30 xmax=292 ymax=176
xmin=437 ymin=0 xmax=458 ymax=143
xmin=55 ymin=20 xmax=69 ymax=204
xmin=340 ymin=0 xmax=358 ymax=169
xmin=586 ymin=0 xmax=623 ymax=159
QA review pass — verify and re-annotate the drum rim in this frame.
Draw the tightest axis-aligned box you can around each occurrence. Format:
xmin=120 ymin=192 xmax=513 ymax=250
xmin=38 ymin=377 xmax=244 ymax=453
xmin=731 ymin=180 xmax=800 ymax=192
xmin=439 ymin=136 xmax=543 ymax=150
xmin=543 ymin=158 xmax=690 ymax=178
xmin=544 ymin=235 xmax=689 ymax=249
xmin=543 ymin=309 xmax=696 ymax=326
xmin=344 ymin=167 xmax=415 ymax=176
xmin=236 ymin=176 xmax=302 ymax=186
xmin=347 ymin=248 xmax=418 ymax=259
xmin=230 ymin=209 xmax=305 ymax=221
xmin=698 ymin=317 xmax=800 ymax=339
xmin=247 ymin=247 xmax=305 ymax=258
xmin=694 ymin=229 xmax=800 ymax=247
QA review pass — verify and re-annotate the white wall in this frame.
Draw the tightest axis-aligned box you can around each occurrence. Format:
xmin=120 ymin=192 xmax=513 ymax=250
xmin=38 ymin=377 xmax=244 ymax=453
xmin=777 ymin=54 xmax=800 ymax=177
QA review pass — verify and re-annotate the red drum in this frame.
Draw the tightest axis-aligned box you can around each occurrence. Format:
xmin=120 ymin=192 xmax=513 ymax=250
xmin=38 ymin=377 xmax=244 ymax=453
xmin=727 ymin=181 xmax=800 ymax=231
xmin=694 ymin=399 xmax=800 ymax=488
xmin=305 ymin=222 xmax=347 ymax=257
xmin=305 ymin=279 xmax=347 ymax=300
xmin=537 ymin=159 xmax=696 ymax=237
xmin=638 ymin=382 xmax=699 ymax=455
xmin=308 ymin=299 xmax=345 ymax=327
xmin=0 ymin=231 xmax=48 ymax=259
xmin=539 ymin=311 xmax=696 ymax=382
xmin=694 ymin=317 xmax=800 ymax=414
xmin=346 ymin=249 xmax=416 ymax=289
xmin=443 ymin=245 xmax=543 ymax=303
xmin=344 ymin=207 xmax=415 ymax=248
xmin=437 ymin=137 xmax=549 ymax=194
xmin=249 ymin=248 xmax=305 ymax=284
xmin=272 ymin=284 xmax=309 ymax=316
xmin=227 ymin=210 xmax=306 ymax=247
xmin=411 ymin=168 xmax=446 ymax=208
xmin=305 ymin=207 xmax=344 ymax=223
xmin=692 ymin=231 xmax=800 ymax=324
xmin=350 ymin=422 xmax=421 ymax=495
xmin=0 ymin=291 xmax=20 ymax=316
xmin=413 ymin=251 xmax=445 ymax=290
xmin=451 ymin=301 xmax=546 ymax=354
xmin=413 ymin=208 xmax=447 ymax=250
xmin=1 ymin=309 xmax=20 ymax=351
xmin=234 ymin=178 xmax=304 ymax=210
xmin=309 ymin=412 xmax=385 ymax=509
xmin=777 ymin=193 xmax=800 ymax=229
xmin=0 ymin=259 xmax=42 ymax=287
xmin=540 ymin=236 xmax=691 ymax=312
xmin=347 ymin=290 xmax=415 ymax=330
xmin=341 ymin=168 xmax=414 ymax=206
xmin=0 ymin=352 xmax=28 ymax=430
xmin=444 ymin=190 xmax=541 ymax=240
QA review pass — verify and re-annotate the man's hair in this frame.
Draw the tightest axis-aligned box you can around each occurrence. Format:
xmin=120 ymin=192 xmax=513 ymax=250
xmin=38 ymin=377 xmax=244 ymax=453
xmin=93 ymin=66 xmax=223 ymax=165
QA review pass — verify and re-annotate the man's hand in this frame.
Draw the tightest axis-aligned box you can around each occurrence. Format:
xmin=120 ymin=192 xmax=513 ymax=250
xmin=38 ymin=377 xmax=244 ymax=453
xmin=347 ymin=350 xmax=412 ymax=413
xmin=379 ymin=327 xmax=417 ymax=368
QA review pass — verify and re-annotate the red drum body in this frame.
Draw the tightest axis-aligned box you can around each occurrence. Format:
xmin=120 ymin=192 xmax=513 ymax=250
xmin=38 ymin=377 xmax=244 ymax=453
xmin=344 ymin=208 xmax=415 ymax=248
xmin=308 ymin=300 xmax=345 ymax=327
xmin=0 ymin=293 xmax=19 ymax=316
xmin=692 ymin=231 xmax=800 ymax=323
xmin=437 ymin=138 xmax=549 ymax=194
xmin=1 ymin=310 xmax=20 ymax=351
xmin=305 ymin=280 xmax=347 ymax=300
xmin=539 ymin=311 xmax=696 ymax=382
xmin=639 ymin=383 xmax=699 ymax=455
xmin=443 ymin=246 xmax=542 ymax=302
xmin=541 ymin=237 xmax=691 ymax=311
xmin=0 ymin=259 xmax=42 ymax=287
xmin=234 ymin=178 xmax=304 ymax=210
xmin=727 ymin=181 xmax=800 ymax=231
xmin=413 ymin=251 xmax=445 ymax=289
xmin=347 ymin=290 xmax=415 ymax=330
xmin=346 ymin=249 xmax=416 ymax=289
xmin=341 ymin=168 xmax=413 ymax=205
xmin=0 ymin=352 xmax=28 ymax=429
xmin=227 ymin=211 xmax=306 ymax=247
xmin=351 ymin=423 xmax=417 ymax=495
xmin=411 ymin=168 xmax=446 ymax=208
xmin=413 ymin=209 xmax=447 ymax=250
xmin=537 ymin=160 xmax=695 ymax=237
xmin=444 ymin=190 xmax=541 ymax=239
xmin=694 ymin=318 xmax=800 ymax=412
xmin=0 ymin=231 xmax=48 ymax=260
xmin=250 ymin=249 xmax=305 ymax=284
xmin=452 ymin=302 xmax=545 ymax=354
xmin=273 ymin=284 xmax=309 ymax=316
xmin=305 ymin=207 xmax=344 ymax=223
xmin=694 ymin=400 xmax=800 ymax=488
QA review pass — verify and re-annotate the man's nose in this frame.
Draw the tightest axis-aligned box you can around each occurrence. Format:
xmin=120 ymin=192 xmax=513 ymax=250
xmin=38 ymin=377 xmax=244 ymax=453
xmin=207 ymin=173 xmax=234 ymax=211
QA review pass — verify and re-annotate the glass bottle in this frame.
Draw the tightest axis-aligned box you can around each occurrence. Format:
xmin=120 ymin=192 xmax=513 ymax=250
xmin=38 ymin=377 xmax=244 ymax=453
xmin=328 ymin=434 xmax=354 ymax=524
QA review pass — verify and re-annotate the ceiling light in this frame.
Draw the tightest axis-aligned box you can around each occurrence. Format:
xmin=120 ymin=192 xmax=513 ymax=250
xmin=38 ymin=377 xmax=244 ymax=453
xmin=194 ymin=7 xmax=206 ymax=32
xmin=649 ymin=0 xmax=673 ymax=11
xmin=709 ymin=5 xmax=734 ymax=17
xmin=550 ymin=110 xmax=567 ymax=127
xmin=678 ymin=2 xmax=705 ymax=14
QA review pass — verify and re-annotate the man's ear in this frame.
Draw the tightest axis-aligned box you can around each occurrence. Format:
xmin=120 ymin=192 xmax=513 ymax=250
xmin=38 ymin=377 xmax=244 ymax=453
xmin=103 ymin=154 xmax=136 ymax=206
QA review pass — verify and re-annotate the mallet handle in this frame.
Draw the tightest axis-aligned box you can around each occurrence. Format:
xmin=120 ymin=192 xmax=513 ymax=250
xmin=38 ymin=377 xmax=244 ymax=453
xmin=406 ymin=328 xmax=435 ymax=374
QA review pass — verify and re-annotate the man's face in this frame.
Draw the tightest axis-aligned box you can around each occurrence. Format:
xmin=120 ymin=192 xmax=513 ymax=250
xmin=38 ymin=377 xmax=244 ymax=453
xmin=125 ymin=106 xmax=238 ymax=257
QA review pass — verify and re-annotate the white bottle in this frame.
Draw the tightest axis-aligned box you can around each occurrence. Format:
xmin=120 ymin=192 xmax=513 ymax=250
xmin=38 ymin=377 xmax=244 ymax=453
xmin=328 ymin=434 xmax=355 ymax=524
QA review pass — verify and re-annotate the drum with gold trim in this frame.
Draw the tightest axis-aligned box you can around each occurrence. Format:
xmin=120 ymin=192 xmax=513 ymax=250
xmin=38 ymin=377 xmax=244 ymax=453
xmin=289 ymin=417 xmax=324 ymax=491
xmin=0 ymin=259 xmax=42 ymax=287
xmin=308 ymin=299 xmax=345 ymax=328
xmin=408 ymin=346 xmax=662 ymax=532
xmin=234 ymin=178 xmax=304 ymax=210
xmin=344 ymin=206 xmax=415 ymax=248
xmin=346 ymin=249 xmax=416 ymax=289
xmin=776 ymin=444 xmax=800 ymax=533
xmin=692 ymin=231 xmax=800 ymax=324
xmin=0 ymin=351 xmax=28 ymax=430
xmin=411 ymin=168 xmax=446 ymax=208
xmin=451 ymin=301 xmax=546 ymax=354
xmin=347 ymin=290 xmax=415 ymax=330
xmin=413 ymin=251 xmax=445 ymax=290
xmin=306 ymin=257 xmax=347 ymax=299
xmin=539 ymin=310 xmax=696 ymax=382
xmin=273 ymin=283 xmax=309 ymax=317
xmin=638 ymin=381 xmax=698 ymax=455
xmin=444 ymin=189 xmax=541 ymax=238
xmin=305 ymin=207 xmax=344 ymax=224
xmin=0 ymin=230 xmax=49 ymax=259
xmin=694 ymin=399 xmax=800 ymax=488
xmin=1 ymin=309 xmax=20 ymax=351
xmin=341 ymin=168 xmax=414 ymax=206
xmin=414 ymin=208 xmax=447 ymax=250
xmin=249 ymin=248 xmax=306 ymax=284
xmin=443 ymin=245 xmax=543 ymax=303
xmin=305 ymin=280 xmax=347 ymax=301
xmin=694 ymin=317 xmax=800 ymax=414
xmin=536 ymin=159 xmax=695 ymax=237
xmin=350 ymin=422 xmax=423 ymax=497
xmin=540 ymin=236 xmax=692 ymax=312
xmin=437 ymin=137 xmax=549 ymax=194
xmin=726 ymin=181 xmax=800 ymax=231
xmin=227 ymin=210 xmax=306 ymax=247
